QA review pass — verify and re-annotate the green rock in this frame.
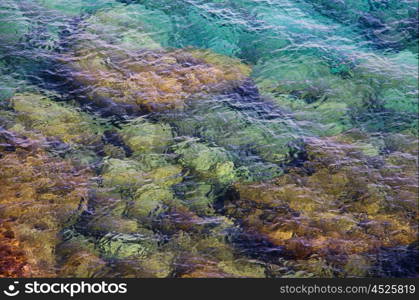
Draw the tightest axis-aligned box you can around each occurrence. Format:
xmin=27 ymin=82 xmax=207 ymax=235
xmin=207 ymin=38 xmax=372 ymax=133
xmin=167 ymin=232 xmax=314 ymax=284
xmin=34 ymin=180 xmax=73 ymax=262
xmin=120 ymin=117 xmax=173 ymax=155
xmin=10 ymin=92 xmax=104 ymax=145
xmin=147 ymin=164 xmax=183 ymax=188
xmin=168 ymin=98 xmax=299 ymax=166
xmin=218 ymin=260 xmax=266 ymax=278
xmin=101 ymin=158 xmax=146 ymax=191
xmin=97 ymin=231 xmax=157 ymax=259
xmin=89 ymin=190 xmax=127 ymax=217
xmin=128 ymin=184 xmax=174 ymax=219
xmin=183 ymin=182 xmax=215 ymax=214
xmin=344 ymin=254 xmax=371 ymax=277
xmin=175 ymin=140 xmax=227 ymax=171
xmin=214 ymin=162 xmax=236 ymax=184
xmin=103 ymin=144 xmax=127 ymax=159
xmin=59 ymin=251 xmax=107 ymax=278
xmin=174 ymin=139 xmax=238 ymax=184
xmin=255 ymin=51 xmax=418 ymax=135
xmin=57 ymin=229 xmax=98 ymax=258
xmin=129 ymin=153 xmax=172 ymax=172
xmin=87 ymin=216 xmax=139 ymax=234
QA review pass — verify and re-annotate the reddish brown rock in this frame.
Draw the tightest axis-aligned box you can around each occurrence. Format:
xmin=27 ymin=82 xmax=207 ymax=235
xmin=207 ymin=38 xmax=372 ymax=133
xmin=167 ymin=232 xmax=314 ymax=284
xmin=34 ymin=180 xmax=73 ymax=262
xmin=0 ymin=130 xmax=91 ymax=277
xmin=0 ymin=223 xmax=31 ymax=278
xmin=224 ymin=136 xmax=418 ymax=265
xmin=60 ymin=44 xmax=251 ymax=114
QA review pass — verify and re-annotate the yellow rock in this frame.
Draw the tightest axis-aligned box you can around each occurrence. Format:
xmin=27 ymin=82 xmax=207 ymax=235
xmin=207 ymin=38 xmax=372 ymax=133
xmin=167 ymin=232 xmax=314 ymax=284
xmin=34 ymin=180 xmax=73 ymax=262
xmin=61 ymin=44 xmax=251 ymax=113
xmin=10 ymin=93 xmax=103 ymax=145
xmin=0 ymin=130 xmax=91 ymax=277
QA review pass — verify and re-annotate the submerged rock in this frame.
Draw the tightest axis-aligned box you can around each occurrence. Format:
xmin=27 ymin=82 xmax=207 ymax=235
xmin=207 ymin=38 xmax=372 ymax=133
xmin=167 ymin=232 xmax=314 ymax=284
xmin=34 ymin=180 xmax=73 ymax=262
xmin=100 ymin=155 xmax=183 ymax=217
xmin=56 ymin=228 xmax=106 ymax=278
xmin=0 ymin=223 xmax=30 ymax=278
xmin=97 ymin=231 xmax=158 ymax=260
xmin=177 ymin=256 xmax=235 ymax=278
xmin=59 ymin=251 xmax=107 ymax=278
xmin=0 ymin=129 xmax=91 ymax=277
xmin=9 ymin=92 xmax=104 ymax=145
xmin=138 ymin=251 xmax=174 ymax=278
xmin=152 ymin=204 xmax=212 ymax=235
xmin=170 ymin=236 xmax=266 ymax=278
xmin=106 ymin=250 xmax=175 ymax=278
xmin=119 ymin=117 xmax=173 ymax=155
xmin=173 ymin=139 xmax=238 ymax=184
xmin=87 ymin=216 xmax=139 ymax=235
xmin=222 ymin=136 xmax=418 ymax=273
xmin=101 ymin=158 xmax=146 ymax=192
xmin=147 ymin=164 xmax=183 ymax=187
xmin=166 ymin=95 xmax=301 ymax=171
xmin=127 ymin=184 xmax=174 ymax=219
xmin=157 ymin=227 xmax=266 ymax=278
xmin=255 ymin=52 xmax=418 ymax=135
xmin=177 ymin=181 xmax=215 ymax=215
xmin=59 ymin=33 xmax=251 ymax=115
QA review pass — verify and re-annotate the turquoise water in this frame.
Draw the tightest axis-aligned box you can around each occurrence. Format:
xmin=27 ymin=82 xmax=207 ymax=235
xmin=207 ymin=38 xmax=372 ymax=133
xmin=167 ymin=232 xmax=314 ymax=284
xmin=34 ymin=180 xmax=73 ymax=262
xmin=0 ymin=0 xmax=417 ymax=278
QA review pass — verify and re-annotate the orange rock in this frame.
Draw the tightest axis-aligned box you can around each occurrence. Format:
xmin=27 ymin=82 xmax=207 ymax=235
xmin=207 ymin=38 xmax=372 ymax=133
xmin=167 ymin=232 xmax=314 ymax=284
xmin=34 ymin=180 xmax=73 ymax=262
xmin=0 ymin=130 xmax=91 ymax=277
xmin=60 ymin=45 xmax=251 ymax=114
xmin=224 ymin=136 xmax=418 ymax=266
xmin=0 ymin=223 xmax=31 ymax=278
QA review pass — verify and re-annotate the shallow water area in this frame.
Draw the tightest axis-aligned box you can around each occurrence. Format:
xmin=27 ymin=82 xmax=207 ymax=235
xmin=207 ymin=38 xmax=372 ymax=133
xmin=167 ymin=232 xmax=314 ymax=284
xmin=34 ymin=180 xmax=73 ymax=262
xmin=0 ymin=0 xmax=417 ymax=278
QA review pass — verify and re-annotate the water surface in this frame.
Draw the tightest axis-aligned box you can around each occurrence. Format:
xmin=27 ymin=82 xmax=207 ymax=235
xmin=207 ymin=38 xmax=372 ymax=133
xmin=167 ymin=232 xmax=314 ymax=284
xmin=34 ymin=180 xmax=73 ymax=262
xmin=0 ymin=0 xmax=417 ymax=278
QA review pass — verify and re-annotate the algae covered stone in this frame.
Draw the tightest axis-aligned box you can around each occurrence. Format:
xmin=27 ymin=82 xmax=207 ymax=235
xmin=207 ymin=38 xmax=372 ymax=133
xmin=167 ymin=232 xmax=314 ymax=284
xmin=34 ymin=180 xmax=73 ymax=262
xmin=87 ymin=216 xmax=139 ymax=235
xmin=147 ymin=164 xmax=183 ymax=187
xmin=168 ymin=98 xmax=301 ymax=167
xmin=254 ymin=52 xmax=418 ymax=135
xmin=101 ymin=156 xmax=183 ymax=219
xmin=59 ymin=31 xmax=251 ymax=114
xmin=59 ymin=251 xmax=107 ymax=278
xmin=97 ymin=231 xmax=158 ymax=259
xmin=128 ymin=184 xmax=174 ymax=219
xmin=101 ymin=158 xmax=146 ymax=191
xmin=137 ymin=251 xmax=175 ymax=278
xmin=0 ymin=223 xmax=31 ymax=277
xmin=10 ymin=92 xmax=104 ymax=145
xmin=223 ymin=136 xmax=418 ymax=269
xmin=119 ymin=117 xmax=173 ymax=155
xmin=180 ymin=181 xmax=215 ymax=214
xmin=0 ymin=129 xmax=91 ymax=277
xmin=174 ymin=139 xmax=238 ymax=184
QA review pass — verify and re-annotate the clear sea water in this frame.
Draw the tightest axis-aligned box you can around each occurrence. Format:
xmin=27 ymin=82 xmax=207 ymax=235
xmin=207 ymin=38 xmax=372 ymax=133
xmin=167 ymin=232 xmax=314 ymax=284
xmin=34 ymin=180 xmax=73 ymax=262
xmin=0 ymin=0 xmax=418 ymax=278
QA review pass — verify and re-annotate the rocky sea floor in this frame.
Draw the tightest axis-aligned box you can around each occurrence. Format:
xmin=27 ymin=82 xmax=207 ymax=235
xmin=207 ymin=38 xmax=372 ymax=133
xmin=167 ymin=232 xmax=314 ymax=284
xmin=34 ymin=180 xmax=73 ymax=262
xmin=0 ymin=0 xmax=418 ymax=278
